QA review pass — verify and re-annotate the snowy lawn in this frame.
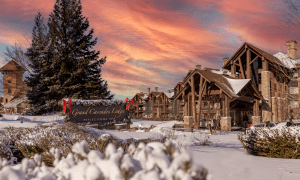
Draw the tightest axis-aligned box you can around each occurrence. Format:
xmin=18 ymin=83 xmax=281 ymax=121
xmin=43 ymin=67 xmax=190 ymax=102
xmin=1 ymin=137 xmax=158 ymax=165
xmin=0 ymin=116 xmax=300 ymax=180
xmin=0 ymin=114 xmax=65 ymax=130
xmin=106 ymin=119 xmax=300 ymax=180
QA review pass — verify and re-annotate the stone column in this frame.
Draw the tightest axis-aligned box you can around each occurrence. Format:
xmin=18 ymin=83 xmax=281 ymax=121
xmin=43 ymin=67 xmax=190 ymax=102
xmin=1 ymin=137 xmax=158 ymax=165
xmin=272 ymin=93 xmax=278 ymax=122
xmin=252 ymin=116 xmax=261 ymax=125
xmin=184 ymin=116 xmax=193 ymax=128
xmin=252 ymin=99 xmax=261 ymax=125
xmin=221 ymin=117 xmax=231 ymax=131
xmin=261 ymin=71 xmax=271 ymax=122
xmin=221 ymin=95 xmax=231 ymax=131
xmin=298 ymin=78 xmax=300 ymax=107
xmin=278 ymin=97 xmax=282 ymax=122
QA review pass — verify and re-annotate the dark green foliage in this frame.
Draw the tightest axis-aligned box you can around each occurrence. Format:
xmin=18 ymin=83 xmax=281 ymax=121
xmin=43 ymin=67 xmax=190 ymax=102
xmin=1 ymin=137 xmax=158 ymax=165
xmin=25 ymin=0 xmax=114 ymax=114
xmin=238 ymin=127 xmax=300 ymax=159
xmin=24 ymin=11 xmax=50 ymax=107
xmin=45 ymin=0 xmax=114 ymax=101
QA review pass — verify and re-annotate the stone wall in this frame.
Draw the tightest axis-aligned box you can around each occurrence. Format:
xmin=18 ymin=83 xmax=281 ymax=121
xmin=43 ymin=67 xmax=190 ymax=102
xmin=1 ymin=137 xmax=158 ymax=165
xmin=261 ymin=71 xmax=271 ymax=122
xmin=220 ymin=117 xmax=231 ymax=131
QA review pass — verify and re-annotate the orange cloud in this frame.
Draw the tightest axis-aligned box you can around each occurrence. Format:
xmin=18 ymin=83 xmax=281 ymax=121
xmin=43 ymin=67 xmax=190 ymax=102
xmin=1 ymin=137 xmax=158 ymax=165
xmin=1 ymin=0 xmax=293 ymax=99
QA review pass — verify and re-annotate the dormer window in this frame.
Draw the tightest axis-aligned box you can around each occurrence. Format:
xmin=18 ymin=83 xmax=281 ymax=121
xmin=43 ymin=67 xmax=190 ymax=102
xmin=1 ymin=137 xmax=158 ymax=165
xmin=8 ymin=89 xmax=11 ymax=94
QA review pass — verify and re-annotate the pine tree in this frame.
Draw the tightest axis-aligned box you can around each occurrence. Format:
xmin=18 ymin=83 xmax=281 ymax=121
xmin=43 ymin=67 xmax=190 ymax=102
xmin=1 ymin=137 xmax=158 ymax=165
xmin=24 ymin=11 xmax=50 ymax=106
xmin=45 ymin=0 xmax=114 ymax=101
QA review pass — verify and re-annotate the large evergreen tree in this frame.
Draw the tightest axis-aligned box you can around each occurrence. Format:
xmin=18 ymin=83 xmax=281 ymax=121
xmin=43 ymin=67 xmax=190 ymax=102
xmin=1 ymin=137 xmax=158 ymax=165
xmin=24 ymin=11 xmax=50 ymax=106
xmin=44 ymin=0 xmax=114 ymax=101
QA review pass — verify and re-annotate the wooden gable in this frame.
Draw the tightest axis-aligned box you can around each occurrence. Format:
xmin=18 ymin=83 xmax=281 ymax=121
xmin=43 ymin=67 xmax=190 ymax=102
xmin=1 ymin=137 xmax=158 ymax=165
xmin=0 ymin=60 xmax=27 ymax=72
xmin=223 ymin=42 xmax=292 ymax=80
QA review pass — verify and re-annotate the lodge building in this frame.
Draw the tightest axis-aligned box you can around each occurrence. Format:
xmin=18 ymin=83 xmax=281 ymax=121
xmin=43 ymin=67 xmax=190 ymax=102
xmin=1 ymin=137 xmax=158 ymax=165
xmin=133 ymin=40 xmax=300 ymax=131
xmin=0 ymin=60 xmax=30 ymax=114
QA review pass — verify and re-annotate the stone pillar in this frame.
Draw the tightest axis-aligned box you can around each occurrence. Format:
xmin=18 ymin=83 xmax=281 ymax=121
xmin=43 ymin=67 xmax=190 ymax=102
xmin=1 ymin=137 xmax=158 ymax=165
xmin=271 ymin=96 xmax=278 ymax=122
xmin=220 ymin=117 xmax=231 ymax=131
xmin=184 ymin=116 xmax=193 ymax=128
xmin=278 ymin=97 xmax=282 ymax=122
xmin=252 ymin=116 xmax=261 ymax=125
xmin=282 ymin=98 xmax=287 ymax=121
xmin=298 ymin=78 xmax=300 ymax=106
xmin=261 ymin=71 xmax=271 ymax=122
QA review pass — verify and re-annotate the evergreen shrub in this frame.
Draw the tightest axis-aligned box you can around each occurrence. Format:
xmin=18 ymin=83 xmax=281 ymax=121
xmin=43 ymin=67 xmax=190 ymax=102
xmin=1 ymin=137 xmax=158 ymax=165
xmin=238 ymin=127 xmax=300 ymax=158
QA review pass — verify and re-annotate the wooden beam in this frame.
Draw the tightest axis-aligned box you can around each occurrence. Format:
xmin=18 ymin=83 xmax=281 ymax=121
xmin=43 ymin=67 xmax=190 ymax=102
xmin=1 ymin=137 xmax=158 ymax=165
xmin=235 ymin=48 xmax=247 ymax=61
xmin=195 ymin=76 xmax=204 ymax=129
xmin=231 ymin=60 xmax=236 ymax=76
xmin=250 ymin=55 xmax=259 ymax=65
xmin=246 ymin=49 xmax=251 ymax=79
xmin=238 ymin=96 xmax=255 ymax=101
xmin=238 ymin=58 xmax=246 ymax=79
xmin=191 ymin=75 xmax=196 ymax=127
xmin=249 ymin=48 xmax=259 ymax=57
xmin=262 ymin=56 xmax=268 ymax=71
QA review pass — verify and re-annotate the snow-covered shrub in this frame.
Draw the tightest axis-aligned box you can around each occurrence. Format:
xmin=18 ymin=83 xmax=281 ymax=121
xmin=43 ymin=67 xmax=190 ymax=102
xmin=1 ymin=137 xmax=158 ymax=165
xmin=0 ymin=140 xmax=13 ymax=162
xmin=0 ymin=123 xmax=167 ymax=166
xmin=238 ymin=127 xmax=300 ymax=158
xmin=0 ymin=140 xmax=208 ymax=180
xmin=192 ymin=132 xmax=211 ymax=146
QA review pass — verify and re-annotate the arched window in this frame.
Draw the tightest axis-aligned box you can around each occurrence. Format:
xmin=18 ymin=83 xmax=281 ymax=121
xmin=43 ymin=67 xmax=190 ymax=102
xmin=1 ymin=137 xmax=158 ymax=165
xmin=8 ymin=89 xmax=11 ymax=94
xmin=8 ymin=80 xmax=11 ymax=83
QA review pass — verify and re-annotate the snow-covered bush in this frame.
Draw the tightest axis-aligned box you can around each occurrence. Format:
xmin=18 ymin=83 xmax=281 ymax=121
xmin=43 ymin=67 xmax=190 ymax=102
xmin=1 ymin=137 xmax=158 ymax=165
xmin=238 ymin=127 xmax=300 ymax=158
xmin=0 ymin=140 xmax=208 ymax=180
xmin=192 ymin=132 xmax=211 ymax=146
xmin=0 ymin=123 xmax=168 ymax=166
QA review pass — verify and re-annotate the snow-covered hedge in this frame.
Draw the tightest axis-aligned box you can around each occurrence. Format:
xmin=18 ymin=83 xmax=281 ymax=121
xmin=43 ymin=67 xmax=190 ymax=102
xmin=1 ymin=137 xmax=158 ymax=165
xmin=71 ymin=99 xmax=127 ymax=107
xmin=0 ymin=140 xmax=208 ymax=180
xmin=29 ymin=99 xmax=129 ymax=116
xmin=238 ymin=127 xmax=300 ymax=158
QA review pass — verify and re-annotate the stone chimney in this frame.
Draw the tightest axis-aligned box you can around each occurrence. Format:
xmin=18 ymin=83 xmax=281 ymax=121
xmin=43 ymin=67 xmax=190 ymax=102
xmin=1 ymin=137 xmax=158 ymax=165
xmin=196 ymin=65 xmax=201 ymax=70
xmin=287 ymin=40 xmax=297 ymax=59
xmin=155 ymin=87 xmax=158 ymax=92
xmin=223 ymin=57 xmax=229 ymax=66
xmin=147 ymin=88 xmax=150 ymax=95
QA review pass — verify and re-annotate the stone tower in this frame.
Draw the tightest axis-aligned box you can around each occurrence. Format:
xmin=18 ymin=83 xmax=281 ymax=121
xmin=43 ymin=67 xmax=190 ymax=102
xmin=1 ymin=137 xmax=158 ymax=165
xmin=0 ymin=60 xmax=27 ymax=104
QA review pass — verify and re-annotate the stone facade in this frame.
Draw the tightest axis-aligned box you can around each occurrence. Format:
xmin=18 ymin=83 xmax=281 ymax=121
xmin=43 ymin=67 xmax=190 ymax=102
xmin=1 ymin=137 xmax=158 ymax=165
xmin=220 ymin=117 xmax=231 ymax=131
xmin=261 ymin=71 xmax=271 ymax=122
xmin=277 ymin=97 xmax=282 ymax=122
xmin=184 ymin=116 xmax=193 ymax=128
xmin=271 ymin=97 xmax=278 ymax=122
xmin=252 ymin=116 xmax=261 ymax=125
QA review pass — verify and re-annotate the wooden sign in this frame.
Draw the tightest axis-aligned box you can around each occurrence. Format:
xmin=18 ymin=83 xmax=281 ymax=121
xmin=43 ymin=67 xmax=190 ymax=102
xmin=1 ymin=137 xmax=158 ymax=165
xmin=69 ymin=104 xmax=128 ymax=124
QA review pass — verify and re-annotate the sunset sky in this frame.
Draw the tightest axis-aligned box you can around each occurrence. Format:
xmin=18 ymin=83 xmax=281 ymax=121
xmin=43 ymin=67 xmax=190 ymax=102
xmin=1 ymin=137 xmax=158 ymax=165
xmin=0 ymin=0 xmax=299 ymax=100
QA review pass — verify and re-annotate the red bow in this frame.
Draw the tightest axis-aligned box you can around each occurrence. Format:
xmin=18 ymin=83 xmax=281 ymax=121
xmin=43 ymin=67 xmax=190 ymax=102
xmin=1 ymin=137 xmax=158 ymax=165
xmin=62 ymin=99 xmax=72 ymax=113
xmin=126 ymin=98 xmax=133 ymax=110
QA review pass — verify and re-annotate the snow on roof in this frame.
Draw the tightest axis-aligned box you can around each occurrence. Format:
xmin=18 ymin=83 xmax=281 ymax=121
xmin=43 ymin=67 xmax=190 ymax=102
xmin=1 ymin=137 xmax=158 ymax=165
xmin=224 ymin=77 xmax=250 ymax=95
xmin=273 ymin=52 xmax=299 ymax=69
xmin=4 ymin=95 xmax=28 ymax=108
xmin=71 ymin=99 xmax=126 ymax=107
xmin=211 ymin=69 xmax=238 ymax=76
xmin=140 ymin=93 xmax=148 ymax=100
xmin=263 ymin=95 xmax=269 ymax=101
xmin=164 ymin=90 xmax=174 ymax=98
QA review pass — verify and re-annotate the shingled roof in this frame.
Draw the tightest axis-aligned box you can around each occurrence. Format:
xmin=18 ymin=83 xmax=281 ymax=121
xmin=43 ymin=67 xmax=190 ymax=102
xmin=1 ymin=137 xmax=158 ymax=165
xmin=0 ymin=60 xmax=27 ymax=72
xmin=174 ymin=68 xmax=263 ymax=101
xmin=223 ymin=42 xmax=286 ymax=69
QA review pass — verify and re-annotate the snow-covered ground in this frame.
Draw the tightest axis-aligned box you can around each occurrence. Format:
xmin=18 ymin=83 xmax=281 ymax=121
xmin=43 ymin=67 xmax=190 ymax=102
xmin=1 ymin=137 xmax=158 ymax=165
xmin=0 ymin=116 xmax=299 ymax=180
xmin=0 ymin=114 xmax=65 ymax=130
